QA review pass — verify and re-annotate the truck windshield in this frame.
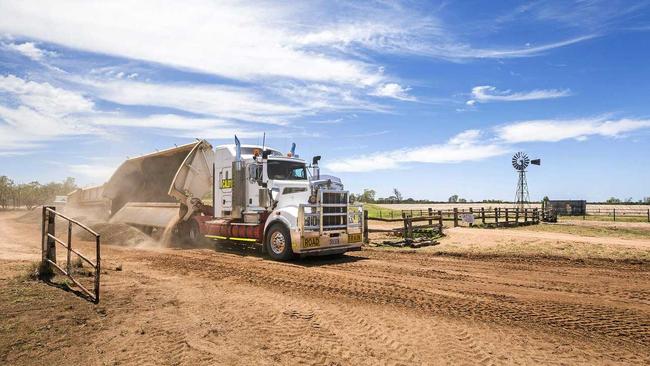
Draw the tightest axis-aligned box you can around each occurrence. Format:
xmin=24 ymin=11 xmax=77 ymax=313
xmin=267 ymin=160 xmax=307 ymax=180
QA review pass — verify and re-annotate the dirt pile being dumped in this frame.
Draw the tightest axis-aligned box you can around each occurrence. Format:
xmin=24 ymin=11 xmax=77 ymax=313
xmin=76 ymin=223 xmax=150 ymax=246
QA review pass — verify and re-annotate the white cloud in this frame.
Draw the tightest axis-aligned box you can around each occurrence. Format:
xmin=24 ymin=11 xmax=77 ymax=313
xmin=470 ymin=85 xmax=571 ymax=103
xmin=86 ymin=79 xmax=303 ymax=125
xmin=0 ymin=75 xmax=266 ymax=153
xmin=91 ymin=114 xmax=262 ymax=139
xmin=457 ymin=35 xmax=595 ymax=59
xmin=0 ymin=74 xmax=93 ymax=116
xmin=0 ymin=75 xmax=97 ymax=150
xmin=3 ymin=41 xmax=50 ymax=60
xmin=83 ymin=78 xmax=387 ymax=126
xmin=0 ymin=0 xmax=599 ymax=92
xmin=496 ymin=117 xmax=650 ymax=143
xmin=68 ymin=163 xmax=117 ymax=181
xmin=370 ymin=83 xmax=415 ymax=101
xmin=326 ymin=129 xmax=508 ymax=172
xmin=0 ymin=1 xmax=384 ymax=86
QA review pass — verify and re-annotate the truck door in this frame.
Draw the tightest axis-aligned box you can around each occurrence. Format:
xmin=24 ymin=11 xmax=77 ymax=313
xmin=217 ymin=167 xmax=233 ymax=216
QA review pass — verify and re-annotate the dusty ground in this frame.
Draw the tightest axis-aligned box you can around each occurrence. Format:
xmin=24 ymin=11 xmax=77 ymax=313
xmin=1 ymin=211 xmax=650 ymax=365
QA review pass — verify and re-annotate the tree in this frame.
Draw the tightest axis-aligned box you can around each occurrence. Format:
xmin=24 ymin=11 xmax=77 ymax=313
xmin=448 ymin=194 xmax=459 ymax=203
xmin=606 ymin=197 xmax=621 ymax=204
xmin=0 ymin=176 xmax=14 ymax=209
xmin=392 ymin=188 xmax=403 ymax=203
xmin=644 ymin=197 xmax=650 ymax=204
xmin=358 ymin=189 xmax=376 ymax=203
xmin=458 ymin=198 xmax=467 ymax=203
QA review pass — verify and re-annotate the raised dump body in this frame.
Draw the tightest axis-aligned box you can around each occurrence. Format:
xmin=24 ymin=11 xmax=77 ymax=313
xmin=68 ymin=140 xmax=214 ymax=230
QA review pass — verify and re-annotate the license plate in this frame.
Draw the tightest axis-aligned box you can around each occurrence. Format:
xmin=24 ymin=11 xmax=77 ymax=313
xmin=302 ymin=237 xmax=320 ymax=248
xmin=329 ymin=237 xmax=339 ymax=245
xmin=348 ymin=233 xmax=361 ymax=243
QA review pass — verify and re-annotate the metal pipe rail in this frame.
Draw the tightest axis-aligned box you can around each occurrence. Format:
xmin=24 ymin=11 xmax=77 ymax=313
xmin=41 ymin=206 xmax=101 ymax=303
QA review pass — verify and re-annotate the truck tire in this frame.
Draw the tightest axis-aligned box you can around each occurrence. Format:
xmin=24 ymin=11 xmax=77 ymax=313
xmin=187 ymin=219 xmax=203 ymax=245
xmin=265 ymin=224 xmax=293 ymax=261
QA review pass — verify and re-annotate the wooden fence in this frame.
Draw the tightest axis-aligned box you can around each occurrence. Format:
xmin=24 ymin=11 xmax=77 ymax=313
xmin=373 ymin=206 xmax=650 ymax=223
xmin=362 ymin=207 xmax=540 ymax=243
xmin=582 ymin=208 xmax=650 ymax=222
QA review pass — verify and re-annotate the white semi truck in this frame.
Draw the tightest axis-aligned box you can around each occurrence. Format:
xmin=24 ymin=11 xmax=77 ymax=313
xmin=69 ymin=138 xmax=364 ymax=260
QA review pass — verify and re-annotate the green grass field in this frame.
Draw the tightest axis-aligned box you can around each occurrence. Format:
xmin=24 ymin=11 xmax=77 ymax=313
xmin=515 ymin=222 xmax=650 ymax=240
xmin=559 ymin=215 xmax=650 ymax=223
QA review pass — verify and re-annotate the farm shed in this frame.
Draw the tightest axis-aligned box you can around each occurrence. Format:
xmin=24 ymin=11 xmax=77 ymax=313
xmin=545 ymin=200 xmax=586 ymax=216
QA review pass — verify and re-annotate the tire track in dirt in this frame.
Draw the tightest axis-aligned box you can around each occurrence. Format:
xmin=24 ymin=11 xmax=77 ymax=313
xmin=141 ymin=249 xmax=650 ymax=357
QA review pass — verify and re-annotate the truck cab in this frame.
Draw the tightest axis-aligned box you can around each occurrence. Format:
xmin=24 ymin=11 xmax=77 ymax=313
xmin=205 ymin=142 xmax=364 ymax=260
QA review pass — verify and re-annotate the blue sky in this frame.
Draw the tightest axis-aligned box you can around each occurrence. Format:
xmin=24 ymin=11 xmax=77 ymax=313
xmin=0 ymin=0 xmax=649 ymax=201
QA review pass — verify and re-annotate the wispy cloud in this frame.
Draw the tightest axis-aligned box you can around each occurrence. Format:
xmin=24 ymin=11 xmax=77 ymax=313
xmin=3 ymin=41 xmax=52 ymax=61
xmin=326 ymin=129 xmax=509 ymax=172
xmin=0 ymin=1 xmax=384 ymax=86
xmin=496 ymin=117 xmax=650 ymax=143
xmin=468 ymin=85 xmax=572 ymax=104
xmin=0 ymin=74 xmax=97 ymax=150
xmin=327 ymin=116 xmax=650 ymax=173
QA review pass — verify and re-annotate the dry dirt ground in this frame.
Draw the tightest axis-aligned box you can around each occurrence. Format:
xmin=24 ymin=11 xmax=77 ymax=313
xmin=1 ymin=211 xmax=650 ymax=365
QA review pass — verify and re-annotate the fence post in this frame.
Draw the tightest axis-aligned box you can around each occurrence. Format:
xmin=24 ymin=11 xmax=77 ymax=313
xmin=613 ymin=208 xmax=616 ymax=222
xmin=43 ymin=206 xmax=56 ymax=268
xmin=41 ymin=206 xmax=47 ymax=265
xmin=453 ymin=208 xmax=459 ymax=227
xmin=505 ymin=208 xmax=509 ymax=224
xmin=66 ymin=221 xmax=72 ymax=275
xmin=363 ymin=210 xmax=369 ymax=244
xmin=533 ymin=208 xmax=538 ymax=223
xmin=515 ymin=208 xmax=520 ymax=223
xmin=524 ymin=209 xmax=528 ymax=223
xmin=494 ymin=208 xmax=499 ymax=225
xmin=402 ymin=213 xmax=408 ymax=238
xmin=428 ymin=208 xmax=433 ymax=226
xmin=95 ymin=234 xmax=101 ymax=303
xmin=481 ymin=207 xmax=485 ymax=225
xmin=469 ymin=207 xmax=474 ymax=227
xmin=437 ymin=210 xmax=443 ymax=230
xmin=406 ymin=216 xmax=413 ymax=239
xmin=647 ymin=209 xmax=649 ymax=223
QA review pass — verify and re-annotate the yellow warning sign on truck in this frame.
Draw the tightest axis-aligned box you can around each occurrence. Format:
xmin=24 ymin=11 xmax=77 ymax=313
xmin=220 ymin=179 xmax=232 ymax=189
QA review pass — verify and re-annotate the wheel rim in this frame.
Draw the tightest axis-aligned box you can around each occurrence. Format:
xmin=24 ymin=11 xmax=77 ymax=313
xmin=270 ymin=231 xmax=286 ymax=254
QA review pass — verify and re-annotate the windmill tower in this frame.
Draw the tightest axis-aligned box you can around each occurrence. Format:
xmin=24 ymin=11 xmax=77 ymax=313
xmin=512 ymin=152 xmax=540 ymax=210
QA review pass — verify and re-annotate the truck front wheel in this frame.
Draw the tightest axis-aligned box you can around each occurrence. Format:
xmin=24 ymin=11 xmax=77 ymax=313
xmin=265 ymin=224 xmax=293 ymax=261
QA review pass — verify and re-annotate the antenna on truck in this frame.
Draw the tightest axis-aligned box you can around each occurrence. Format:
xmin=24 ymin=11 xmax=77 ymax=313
xmin=262 ymin=132 xmax=266 ymax=151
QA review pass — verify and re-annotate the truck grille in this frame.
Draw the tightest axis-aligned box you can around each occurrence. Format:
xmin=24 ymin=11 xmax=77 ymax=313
xmin=322 ymin=191 xmax=347 ymax=230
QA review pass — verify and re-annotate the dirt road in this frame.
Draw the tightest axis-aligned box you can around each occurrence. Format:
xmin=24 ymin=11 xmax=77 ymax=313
xmin=1 ymin=211 xmax=649 ymax=365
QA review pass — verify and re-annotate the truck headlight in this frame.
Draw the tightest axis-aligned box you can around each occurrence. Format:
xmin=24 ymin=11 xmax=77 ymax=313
xmin=308 ymin=194 xmax=317 ymax=204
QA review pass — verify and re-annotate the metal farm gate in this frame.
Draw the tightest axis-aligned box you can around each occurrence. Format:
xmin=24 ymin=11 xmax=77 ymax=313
xmin=41 ymin=206 xmax=101 ymax=303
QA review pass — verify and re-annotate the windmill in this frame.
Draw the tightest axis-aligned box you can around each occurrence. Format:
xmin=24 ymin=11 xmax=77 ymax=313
xmin=512 ymin=152 xmax=540 ymax=210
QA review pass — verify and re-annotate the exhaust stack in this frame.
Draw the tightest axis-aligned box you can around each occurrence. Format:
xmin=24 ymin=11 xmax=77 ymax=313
xmin=231 ymin=135 xmax=246 ymax=219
